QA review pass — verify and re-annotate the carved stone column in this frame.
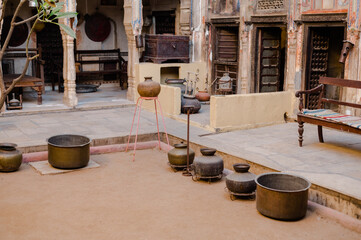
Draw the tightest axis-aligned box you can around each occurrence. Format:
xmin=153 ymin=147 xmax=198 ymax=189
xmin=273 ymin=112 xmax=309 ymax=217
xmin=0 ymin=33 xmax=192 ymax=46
xmin=60 ymin=0 xmax=77 ymax=107
xmin=124 ymin=0 xmax=141 ymax=101
xmin=239 ymin=15 xmax=250 ymax=94
xmin=179 ymin=0 xmax=191 ymax=36
xmin=285 ymin=28 xmax=297 ymax=92
xmin=0 ymin=0 xmax=4 ymax=112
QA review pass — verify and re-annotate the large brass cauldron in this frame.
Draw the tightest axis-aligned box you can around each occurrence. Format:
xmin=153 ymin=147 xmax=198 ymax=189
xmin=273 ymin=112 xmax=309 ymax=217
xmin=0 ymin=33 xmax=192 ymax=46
xmin=48 ymin=135 xmax=91 ymax=169
xmin=255 ymin=173 xmax=311 ymax=221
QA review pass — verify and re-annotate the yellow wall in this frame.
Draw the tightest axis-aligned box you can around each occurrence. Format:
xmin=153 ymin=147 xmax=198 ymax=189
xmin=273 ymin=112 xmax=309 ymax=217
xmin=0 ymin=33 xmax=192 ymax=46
xmin=135 ymin=62 xmax=207 ymax=92
xmin=210 ymin=91 xmax=294 ymax=130
xmin=136 ymin=85 xmax=181 ymax=116
xmin=134 ymin=62 xmax=207 ymax=116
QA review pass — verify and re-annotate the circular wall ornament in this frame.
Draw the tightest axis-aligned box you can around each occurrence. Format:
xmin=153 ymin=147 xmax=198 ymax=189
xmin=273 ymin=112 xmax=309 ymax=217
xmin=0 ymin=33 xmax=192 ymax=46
xmin=1 ymin=16 xmax=29 ymax=47
xmin=84 ymin=12 xmax=111 ymax=42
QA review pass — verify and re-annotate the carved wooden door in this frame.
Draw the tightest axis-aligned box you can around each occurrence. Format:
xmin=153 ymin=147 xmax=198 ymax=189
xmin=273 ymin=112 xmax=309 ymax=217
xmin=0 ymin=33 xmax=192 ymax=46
xmin=257 ymin=28 xmax=283 ymax=92
xmin=305 ymin=29 xmax=329 ymax=109
xmin=213 ymin=27 xmax=238 ymax=94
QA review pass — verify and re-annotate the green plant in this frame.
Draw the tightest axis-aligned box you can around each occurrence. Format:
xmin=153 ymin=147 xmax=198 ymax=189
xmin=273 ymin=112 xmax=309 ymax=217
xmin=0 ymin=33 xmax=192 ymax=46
xmin=0 ymin=0 xmax=77 ymax=111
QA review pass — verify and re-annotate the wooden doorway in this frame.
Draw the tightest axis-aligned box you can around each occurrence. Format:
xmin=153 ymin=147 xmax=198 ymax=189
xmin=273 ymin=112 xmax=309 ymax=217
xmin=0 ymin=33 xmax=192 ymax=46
xmin=255 ymin=27 xmax=286 ymax=93
xmin=36 ymin=23 xmax=63 ymax=89
xmin=212 ymin=26 xmax=239 ymax=94
xmin=305 ymin=27 xmax=344 ymax=109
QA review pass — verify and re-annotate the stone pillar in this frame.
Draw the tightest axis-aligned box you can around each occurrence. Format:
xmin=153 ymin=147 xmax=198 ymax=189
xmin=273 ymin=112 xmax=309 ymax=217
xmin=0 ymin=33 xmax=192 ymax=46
xmin=238 ymin=3 xmax=250 ymax=94
xmin=190 ymin=0 xmax=206 ymax=62
xmin=124 ymin=0 xmax=142 ymax=101
xmin=0 ymin=0 xmax=4 ymax=112
xmin=285 ymin=28 xmax=297 ymax=92
xmin=179 ymin=0 xmax=191 ymax=36
xmin=60 ymin=0 xmax=77 ymax=107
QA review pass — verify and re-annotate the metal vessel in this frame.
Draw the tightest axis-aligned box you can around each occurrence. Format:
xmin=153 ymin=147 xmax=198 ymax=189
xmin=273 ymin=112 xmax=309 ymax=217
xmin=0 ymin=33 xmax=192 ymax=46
xmin=167 ymin=143 xmax=195 ymax=168
xmin=137 ymin=77 xmax=161 ymax=97
xmin=0 ymin=143 xmax=22 ymax=172
xmin=48 ymin=134 xmax=91 ymax=169
xmin=255 ymin=172 xmax=311 ymax=220
xmin=193 ymin=148 xmax=223 ymax=181
xmin=226 ymin=163 xmax=256 ymax=196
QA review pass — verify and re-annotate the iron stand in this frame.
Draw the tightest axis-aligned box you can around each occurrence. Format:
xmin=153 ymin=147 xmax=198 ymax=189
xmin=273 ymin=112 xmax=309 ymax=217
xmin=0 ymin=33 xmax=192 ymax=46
xmin=126 ymin=96 xmax=170 ymax=161
xmin=182 ymin=105 xmax=193 ymax=176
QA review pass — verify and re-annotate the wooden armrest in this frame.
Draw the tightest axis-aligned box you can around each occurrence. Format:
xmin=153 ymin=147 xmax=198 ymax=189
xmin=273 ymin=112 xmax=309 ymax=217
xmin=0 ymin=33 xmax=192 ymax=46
xmin=295 ymin=84 xmax=325 ymax=111
xmin=295 ymin=84 xmax=324 ymax=98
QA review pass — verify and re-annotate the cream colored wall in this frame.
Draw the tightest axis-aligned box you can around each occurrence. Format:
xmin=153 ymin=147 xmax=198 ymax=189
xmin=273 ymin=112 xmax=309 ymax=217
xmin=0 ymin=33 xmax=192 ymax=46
xmin=210 ymin=91 xmax=294 ymax=130
xmin=135 ymin=62 xmax=207 ymax=93
xmin=76 ymin=0 xmax=127 ymax=52
xmin=137 ymin=85 xmax=181 ymax=116
xmin=134 ymin=62 xmax=207 ymax=116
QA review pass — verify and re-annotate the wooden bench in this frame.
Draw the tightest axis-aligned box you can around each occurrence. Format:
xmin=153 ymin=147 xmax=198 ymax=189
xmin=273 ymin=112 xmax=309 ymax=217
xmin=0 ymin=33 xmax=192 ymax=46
xmin=295 ymin=77 xmax=361 ymax=147
xmin=75 ymin=49 xmax=127 ymax=89
xmin=2 ymin=48 xmax=45 ymax=105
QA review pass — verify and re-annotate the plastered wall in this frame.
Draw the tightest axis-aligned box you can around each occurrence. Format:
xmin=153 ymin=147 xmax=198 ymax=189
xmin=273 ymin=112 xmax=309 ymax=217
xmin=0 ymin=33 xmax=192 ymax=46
xmin=137 ymin=85 xmax=181 ymax=116
xmin=75 ymin=0 xmax=127 ymax=52
xmin=134 ymin=62 xmax=208 ymax=116
xmin=210 ymin=91 xmax=294 ymax=130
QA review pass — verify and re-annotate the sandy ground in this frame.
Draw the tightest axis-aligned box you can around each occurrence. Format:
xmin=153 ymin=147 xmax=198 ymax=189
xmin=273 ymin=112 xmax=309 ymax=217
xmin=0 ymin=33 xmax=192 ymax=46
xmin=0 ymin=149 xmax=360 ymax=240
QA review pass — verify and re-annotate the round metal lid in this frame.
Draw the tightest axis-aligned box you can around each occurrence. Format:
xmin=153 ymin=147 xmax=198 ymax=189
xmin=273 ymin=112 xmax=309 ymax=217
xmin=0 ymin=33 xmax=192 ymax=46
xmin=85 ymin=13 xmax=111 ymax=42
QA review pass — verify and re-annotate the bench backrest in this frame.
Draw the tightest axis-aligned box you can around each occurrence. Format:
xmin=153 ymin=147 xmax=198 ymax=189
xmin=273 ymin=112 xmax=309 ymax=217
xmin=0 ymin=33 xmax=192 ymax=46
xmin=3 ymin=47 xmax=43 ymax=77
xmin=319 ymin=77 xmax=361 ymax=109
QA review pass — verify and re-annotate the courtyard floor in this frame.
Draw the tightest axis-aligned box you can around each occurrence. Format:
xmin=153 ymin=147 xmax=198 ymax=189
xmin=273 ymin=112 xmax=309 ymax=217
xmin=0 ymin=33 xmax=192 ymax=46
xmin=1 ymin=85 xmax=361 ymax=238
xmin=1 ymin=149 xmax=360 ymax=240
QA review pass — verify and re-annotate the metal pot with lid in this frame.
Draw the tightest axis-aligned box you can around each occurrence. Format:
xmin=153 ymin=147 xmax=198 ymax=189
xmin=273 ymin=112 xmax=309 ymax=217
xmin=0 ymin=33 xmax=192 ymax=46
xmin=225 ymin=163 xmax=256 ymax=199
xmin=167 ymin=142 xmax=195 ymax=168
xmin=0 ymin=143 xmax=22 ymax=172
xmin=193 ymin=148 xmax=223 ymax=181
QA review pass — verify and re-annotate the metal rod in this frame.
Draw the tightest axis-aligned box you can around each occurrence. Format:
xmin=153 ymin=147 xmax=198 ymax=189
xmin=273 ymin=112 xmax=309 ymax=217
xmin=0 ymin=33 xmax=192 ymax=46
xmin=154 ymin=99 xmax=161 ymax=150
xmin=126 ymin=97 xmax=141 ymax=152
xmin=183 ymin=105 xmax=193 ymax=176
xmin=156 ymin=98 xmax=170 ymax=147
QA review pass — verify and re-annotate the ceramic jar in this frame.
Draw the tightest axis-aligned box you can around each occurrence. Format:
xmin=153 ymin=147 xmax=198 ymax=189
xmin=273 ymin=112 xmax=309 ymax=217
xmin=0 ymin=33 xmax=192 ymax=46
xmin=193 ymin=148 xmax=224 ymax=177
xmin=226 ymin=163 xmax=256 ymax=194
xmin=195 ymin=91 xmax=210 ymax=102
xmin=165 ymin=78 xmax=186 ymax=95
xmin=0 ymin=143 xmax=22 ymax=172
xmin=137 ymin=77 xmax=161 ymax=97
xmin=181 ymin=96 xmax=201 ymax=114
xmin=167 ymin=143 xmax=195 ymax=166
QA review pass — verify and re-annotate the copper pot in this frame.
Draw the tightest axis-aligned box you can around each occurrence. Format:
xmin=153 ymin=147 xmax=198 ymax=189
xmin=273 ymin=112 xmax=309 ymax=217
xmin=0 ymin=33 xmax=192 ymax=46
xmin=167 ymin=143 xmax=195 ymax=166
xmin=195 ymin=90 xmax=210 ymax=101
xmin=256 ymin=173 xmax=311 ymax=220
xmin=137 ymin=77 xmax=161 ymax=97
xmin=0 ymin=143 xmax=22 ymax=172
xmin=226 ymin=163 xmax=256 ymax=194
xmin=48 ymin=135 xmax=91 ymax=169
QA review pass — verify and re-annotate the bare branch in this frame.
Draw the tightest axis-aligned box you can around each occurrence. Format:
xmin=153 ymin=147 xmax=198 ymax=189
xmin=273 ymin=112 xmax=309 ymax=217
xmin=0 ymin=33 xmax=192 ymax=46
xmin=14 ymin=14 xmax=40 ymax=26
xmin=0 ymin=0 xmax=9 ymax=23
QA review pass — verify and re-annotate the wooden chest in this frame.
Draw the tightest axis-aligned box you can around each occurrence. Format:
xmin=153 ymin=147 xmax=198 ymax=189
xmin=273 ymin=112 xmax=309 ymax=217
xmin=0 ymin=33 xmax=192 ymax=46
xmin=144 ymin=34 xmax=189 ymax=63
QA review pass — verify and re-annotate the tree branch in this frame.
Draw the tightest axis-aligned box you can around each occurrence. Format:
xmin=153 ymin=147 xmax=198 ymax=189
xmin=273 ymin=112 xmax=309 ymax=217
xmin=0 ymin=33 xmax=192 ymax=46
xmin=0 ymin=0 xmax=9 ymax=23
xmin=14 ymin=13 xmax=40 ymax=26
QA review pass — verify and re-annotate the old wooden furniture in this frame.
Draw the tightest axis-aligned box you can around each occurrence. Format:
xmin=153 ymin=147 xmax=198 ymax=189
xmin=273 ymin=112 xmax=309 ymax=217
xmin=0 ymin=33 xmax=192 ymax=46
xmin=144 ymin=34 xmax=189 ymax=63
xmin=295 ymin=77 xmax=361 ymax=147
xmin=4 ymin=74 xmax=43 ymax=105
xmin=57 ymin=49 xmax=128 ymax=90
xmin=3 ymin=48 xmax=44 ymax=105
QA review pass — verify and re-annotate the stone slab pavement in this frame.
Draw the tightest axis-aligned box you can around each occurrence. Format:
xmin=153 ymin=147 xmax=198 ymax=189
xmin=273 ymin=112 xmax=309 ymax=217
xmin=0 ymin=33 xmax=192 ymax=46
xmin=1 ymin=106 xmax=361 ymax=209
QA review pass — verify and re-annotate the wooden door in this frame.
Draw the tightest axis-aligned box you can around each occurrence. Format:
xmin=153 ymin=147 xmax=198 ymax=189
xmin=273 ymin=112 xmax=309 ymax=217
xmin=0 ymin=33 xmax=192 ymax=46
xmin=305 ymin=27 xmax=344 ymax=109
xmin=257 ymin=28 xmax=283 ymax=92
xmin=213 ymin=27 xmax=238 ymax=94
